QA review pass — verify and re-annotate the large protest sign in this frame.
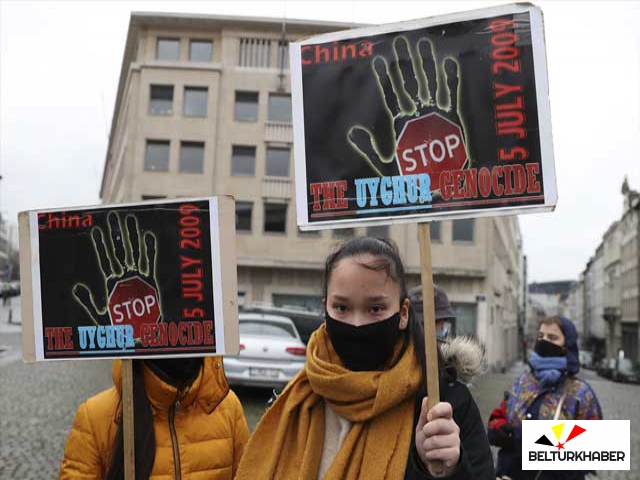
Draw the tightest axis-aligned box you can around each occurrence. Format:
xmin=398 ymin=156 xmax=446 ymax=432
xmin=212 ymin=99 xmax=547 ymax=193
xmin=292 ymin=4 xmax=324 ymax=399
xmin=18 ymin=196 xmax=239 ymax=362
xmin=291 ymin=3 xmax=556 ymax=229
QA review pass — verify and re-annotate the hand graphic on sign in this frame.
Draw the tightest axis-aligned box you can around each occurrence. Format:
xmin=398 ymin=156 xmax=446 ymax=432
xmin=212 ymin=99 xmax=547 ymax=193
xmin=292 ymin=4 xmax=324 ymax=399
xmin=73 ymin=212 xmax=162 ymax=339
xmin=348 ymin=37 xmax=470 ymax=191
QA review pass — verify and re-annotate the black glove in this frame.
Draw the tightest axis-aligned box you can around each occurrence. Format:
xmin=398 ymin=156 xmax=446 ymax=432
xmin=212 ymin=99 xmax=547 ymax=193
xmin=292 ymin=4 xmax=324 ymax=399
xmin=492 ymin=423 xmax=515 ymax=449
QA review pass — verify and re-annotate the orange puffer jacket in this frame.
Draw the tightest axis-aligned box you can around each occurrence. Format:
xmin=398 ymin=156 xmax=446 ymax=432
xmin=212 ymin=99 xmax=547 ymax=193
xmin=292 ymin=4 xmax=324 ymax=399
xmin=59 ymin=357 xmax=249 ymax=480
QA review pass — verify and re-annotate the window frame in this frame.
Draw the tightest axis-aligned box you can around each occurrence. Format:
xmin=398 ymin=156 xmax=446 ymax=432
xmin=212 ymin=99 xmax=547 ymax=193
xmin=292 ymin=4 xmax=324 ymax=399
xmin=265 ymin=146 xmax=291 ymax=177
xmin=267 ymin=93 xmax=292 ymax=123
xmin=183 ymin=86 xmax=208 ymax=118
xmin=188 ymin=39 xmax=213 ymax=62
xmin=179 ymin=141 xmax=205 ymax=174
xmin=452 ymin=218 xmax=475 ymax=243
xmin=156 ymin=37 xmax=181 ymax=61
xmin=234 ymin=91 xmax=259 ymax=122
xmin=144 ymin=140 xmax=170 ymax=172
xmin=231 ymin=145 xmax=257 ymax=177
xmin=148 ymin=84 xmax=174 ymax=116
xmin=235 ymin=201 xmax=253 ymax=232
xmin=263 ymin=202 xmax=288 ymax=234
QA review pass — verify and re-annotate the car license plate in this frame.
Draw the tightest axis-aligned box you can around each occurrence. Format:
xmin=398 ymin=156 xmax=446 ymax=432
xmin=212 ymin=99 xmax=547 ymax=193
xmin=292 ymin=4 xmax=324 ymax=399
xmin=249 ymin=368 xmax=280 ymax=379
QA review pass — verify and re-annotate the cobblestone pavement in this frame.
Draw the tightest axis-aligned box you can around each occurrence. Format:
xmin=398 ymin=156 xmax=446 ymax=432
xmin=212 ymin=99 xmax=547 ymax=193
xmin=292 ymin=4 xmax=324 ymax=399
xmin=1 ymin=296 xmax=637 ymax=478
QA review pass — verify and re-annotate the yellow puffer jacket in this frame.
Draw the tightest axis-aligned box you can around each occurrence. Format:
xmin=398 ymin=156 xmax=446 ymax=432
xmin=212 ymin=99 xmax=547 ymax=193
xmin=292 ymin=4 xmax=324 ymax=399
xmin=59 ymin=357 xmax=249 ymax=480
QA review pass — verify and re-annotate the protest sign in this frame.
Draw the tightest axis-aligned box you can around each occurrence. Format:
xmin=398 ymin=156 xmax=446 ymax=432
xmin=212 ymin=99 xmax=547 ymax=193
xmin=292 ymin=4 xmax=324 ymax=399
xmin=18 ymin=196 xmax=239 ymax=362
xmin=291 ymin=3 xmax=555 ymax=229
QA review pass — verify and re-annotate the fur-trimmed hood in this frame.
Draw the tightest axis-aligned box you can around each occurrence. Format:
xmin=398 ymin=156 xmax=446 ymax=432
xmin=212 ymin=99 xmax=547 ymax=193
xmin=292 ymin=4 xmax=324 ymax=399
xmin=440 ymin=336 xmax=486 ymax=383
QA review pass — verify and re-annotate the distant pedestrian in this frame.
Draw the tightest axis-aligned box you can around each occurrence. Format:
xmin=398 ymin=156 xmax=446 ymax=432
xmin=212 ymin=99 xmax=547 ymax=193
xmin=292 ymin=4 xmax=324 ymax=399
xmin=408 ymin=283 xmax=456 ymax=341
xmin=488 ymin=316 xmax=602 ymax=480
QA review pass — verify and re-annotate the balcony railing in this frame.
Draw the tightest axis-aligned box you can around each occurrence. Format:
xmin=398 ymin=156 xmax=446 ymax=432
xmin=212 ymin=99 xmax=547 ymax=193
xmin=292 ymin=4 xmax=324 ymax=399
xmin=262 ymin=177 xmax=292 ymax=198
xmin=265 ymin=121 xmax=293 ymax=143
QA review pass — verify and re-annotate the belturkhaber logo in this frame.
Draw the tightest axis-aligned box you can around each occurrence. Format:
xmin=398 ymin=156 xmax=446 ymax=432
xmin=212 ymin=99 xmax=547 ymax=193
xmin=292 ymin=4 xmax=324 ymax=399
xmin=522 ymin=420 xmax=630 ymax=470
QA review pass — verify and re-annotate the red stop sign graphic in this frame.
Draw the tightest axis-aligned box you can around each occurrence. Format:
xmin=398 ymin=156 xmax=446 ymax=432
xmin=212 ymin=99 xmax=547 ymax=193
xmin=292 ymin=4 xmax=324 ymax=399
xmin=108 ymin=277 xmax=161 ymax=339
xmin=396 ymin=112 xmax=468 ymax=191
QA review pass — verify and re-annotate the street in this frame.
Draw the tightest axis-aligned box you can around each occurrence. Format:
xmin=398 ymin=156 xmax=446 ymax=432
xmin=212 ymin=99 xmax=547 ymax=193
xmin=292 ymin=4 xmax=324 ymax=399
xmin=1 ymin=298 xmax=638 ymax=479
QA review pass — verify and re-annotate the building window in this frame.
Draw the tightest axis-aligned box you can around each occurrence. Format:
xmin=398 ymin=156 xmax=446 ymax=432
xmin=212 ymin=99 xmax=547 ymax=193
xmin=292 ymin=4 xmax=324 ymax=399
xmin=366 ymin=225 xmax=390 ymax=239
xmin=264 ymin=203 xmax=287 ymax=233
xmin=235 ymin=202 xmax=253 ymax=232
xmin=149 ymin=85 xmax=173 ymax=115
xmin=235 ymin=91 xmax=259 ymax=121
xmin=189 ymin=39 xmax=212 ymax=61
xmin=231 ymin=146 xmax=256 ymax=176
xmin=452 ymin=219 xmax=474 ymax=242
xmin=430 ymin=221 xmax=441 ymax=242
xmin=141 ymin=195 xmax=167 ymax=200
xmin=268 ymin=93 xmax=292 ymax=122
xmin=156 ymin=38 xmax=180 ymax=60
xmin=277 ymin=40 xmax=289 ymax=69
xmin=265 ymin=147 xmax=290 ymax=177
xmin=272 ymin=293 xmax=322 ymax=311
xmin=179 ymin=141 xmax=204 ymax=173
xmin=144 ymin=140 xmax=170 ymax=171
xmin=333 ymin=228 xmax=355 ymax=238
xmin=239 ymin=38 xmax=272 ymax=68
xmin=183 ymin=87 xmax=208 ymax=117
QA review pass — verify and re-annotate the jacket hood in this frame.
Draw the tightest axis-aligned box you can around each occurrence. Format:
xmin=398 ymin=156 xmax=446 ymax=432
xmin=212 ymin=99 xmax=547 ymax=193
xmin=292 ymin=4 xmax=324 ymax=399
xmin=112 ymin=357 xmax=229 ymax=415
xmin=439 ymin=336 xmax=486 ymax=383
xmin=559 ymin=317 xmax=580 ymax=375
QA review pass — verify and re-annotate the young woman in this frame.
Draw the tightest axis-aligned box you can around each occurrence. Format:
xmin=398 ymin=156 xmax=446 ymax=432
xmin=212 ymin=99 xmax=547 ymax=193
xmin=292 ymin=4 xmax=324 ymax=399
xmin=59 ymin=357 xmax=249 ymax=479
xmin=488 ymin=316 xmax=603 ymax=480
xmin=236 ymin=237 xmax=494 ymax=479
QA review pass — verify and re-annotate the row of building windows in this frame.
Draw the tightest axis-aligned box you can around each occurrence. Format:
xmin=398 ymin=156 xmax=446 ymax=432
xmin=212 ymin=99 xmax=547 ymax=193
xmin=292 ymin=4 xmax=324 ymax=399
xmin=235 ymin=91 xmax=291 ymax=122
xmin=145 ymin=140 xmax=205 ymax=173
xmin=150 ymin=85 xmax=208 ymax=116
xmin=144 ymin=140 xmax=292 ymax=177
xmin=157 ymin=38 xmax=213 ymax=62
xmin=148 ymin=85 xmax=292 ymax=123
xmin=234 ymin=201 xmax=475 ymax=243
xmin=138 ymin=192 xmax=475 ymax=243
xmin=155 ymin=36 xmax=290 ymax=69
xmin=235 ymin=201 xmax=391 ymax=238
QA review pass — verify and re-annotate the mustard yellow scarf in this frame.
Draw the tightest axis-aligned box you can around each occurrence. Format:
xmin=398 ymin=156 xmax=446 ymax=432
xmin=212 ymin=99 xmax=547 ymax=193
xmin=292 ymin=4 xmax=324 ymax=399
xmin=235 ymin=324 xmax=422 ymax=480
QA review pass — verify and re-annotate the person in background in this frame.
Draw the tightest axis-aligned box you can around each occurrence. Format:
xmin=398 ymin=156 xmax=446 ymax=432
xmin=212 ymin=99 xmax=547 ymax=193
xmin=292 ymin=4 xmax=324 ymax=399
xmin=59 ymin=357 xmax=249 ymax=480
xmin=408 ymin=284 xmax=456 ymax=342
xmin=488 ymin=316 xmax=602 ymax=480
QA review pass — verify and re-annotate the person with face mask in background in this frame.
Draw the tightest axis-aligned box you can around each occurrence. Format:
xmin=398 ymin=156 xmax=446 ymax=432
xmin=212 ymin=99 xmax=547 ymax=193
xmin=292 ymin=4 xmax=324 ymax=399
xmin=59 ymin=357 xmax=249 ymax=479
xmin=488 ymin=316 xmax=603 ymax=480
xmin=235 ymin=237 xmax=495 ymax=480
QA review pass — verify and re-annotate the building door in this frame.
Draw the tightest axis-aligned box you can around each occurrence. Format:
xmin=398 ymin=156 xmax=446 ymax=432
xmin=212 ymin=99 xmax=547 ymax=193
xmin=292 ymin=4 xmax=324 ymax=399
xmin=622 ymin=323 xmax=638 ymax=362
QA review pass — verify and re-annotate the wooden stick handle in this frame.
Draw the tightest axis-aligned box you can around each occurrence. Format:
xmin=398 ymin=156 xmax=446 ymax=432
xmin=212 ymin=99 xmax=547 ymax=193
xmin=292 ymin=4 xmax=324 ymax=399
xmin=417 ymin=223 xmax=443 ymax=475
xmin=122 ymin=359 xmax=136 ymax=480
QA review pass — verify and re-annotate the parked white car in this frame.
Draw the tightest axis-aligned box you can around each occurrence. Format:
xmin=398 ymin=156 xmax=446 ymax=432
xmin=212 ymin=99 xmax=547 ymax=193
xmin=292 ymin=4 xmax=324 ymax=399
xmin=223 ymin=313 xmax=307 ymax=388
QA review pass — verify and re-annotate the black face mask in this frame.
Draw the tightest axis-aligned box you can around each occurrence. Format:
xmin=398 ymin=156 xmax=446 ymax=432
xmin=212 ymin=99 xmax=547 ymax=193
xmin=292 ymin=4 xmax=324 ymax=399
xmin=534 ymin=339 xmax=566 ymax=358
xmin=325 ymin=311 xmax=402 ymax=371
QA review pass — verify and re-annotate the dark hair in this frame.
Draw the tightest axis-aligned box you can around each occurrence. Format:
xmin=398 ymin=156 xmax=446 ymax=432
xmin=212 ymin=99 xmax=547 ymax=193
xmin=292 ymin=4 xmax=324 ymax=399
xmin=323 ymin=236 xmax=441 ymax=382
xmin=105 ymin=360 xmax=156 ymax=480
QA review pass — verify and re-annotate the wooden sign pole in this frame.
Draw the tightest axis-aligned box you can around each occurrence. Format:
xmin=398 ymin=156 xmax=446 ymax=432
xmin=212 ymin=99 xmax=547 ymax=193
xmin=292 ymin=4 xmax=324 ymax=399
xmin=122 ymin=359 xmax=136 ymax=480
xmin=417 ymin=223 xmax=443 ymax=474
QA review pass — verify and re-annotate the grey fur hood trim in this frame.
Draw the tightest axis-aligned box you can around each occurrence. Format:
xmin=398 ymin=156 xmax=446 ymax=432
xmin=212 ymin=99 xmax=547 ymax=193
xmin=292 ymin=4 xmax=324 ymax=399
xmin=439 ymin=336 xmax=486 ymax=383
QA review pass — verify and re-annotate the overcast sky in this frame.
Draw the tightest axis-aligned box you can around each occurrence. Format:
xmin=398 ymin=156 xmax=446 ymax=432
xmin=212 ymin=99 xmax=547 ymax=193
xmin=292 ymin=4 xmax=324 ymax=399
xmin=1 ymin=0 xmax=639 ymax=283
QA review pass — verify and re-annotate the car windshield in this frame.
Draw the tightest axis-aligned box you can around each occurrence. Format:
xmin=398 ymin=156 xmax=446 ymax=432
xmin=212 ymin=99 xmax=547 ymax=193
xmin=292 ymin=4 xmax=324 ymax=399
xmin=240 ymin=320 xmax=297 ymax=338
